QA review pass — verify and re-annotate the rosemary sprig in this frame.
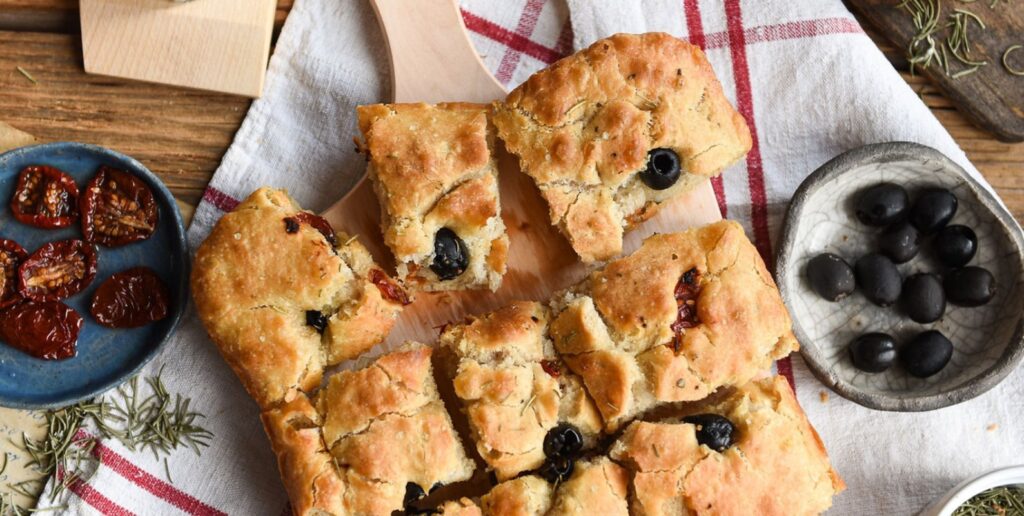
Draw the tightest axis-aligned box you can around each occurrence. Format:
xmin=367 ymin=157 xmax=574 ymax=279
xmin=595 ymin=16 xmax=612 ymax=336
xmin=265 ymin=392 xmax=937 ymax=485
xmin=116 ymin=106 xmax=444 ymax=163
xmin=3 ymin=369 xmax=212 ymax=513
xmin=14 ymin=67 xmax=36 ymax=85
xmin=952 ymin=485 xmax=1024 ymax=516
xmin=946 ymin=9 xmax=989 ymax=69
xmin=1004 ymin=45 xmax=1024 ymax=76
xmin=899 ymin=0 xmax=947 ymax=74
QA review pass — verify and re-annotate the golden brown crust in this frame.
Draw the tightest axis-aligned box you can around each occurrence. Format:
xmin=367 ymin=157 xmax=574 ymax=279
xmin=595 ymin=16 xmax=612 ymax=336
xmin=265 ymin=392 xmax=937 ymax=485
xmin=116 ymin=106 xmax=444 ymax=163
xmin=442 ymin=302 xmax=602 ymax=480
xmin=610 ymin=377 xmax=844 ymax=516
xmin=550 ymin=457 xmax=630 ymax=516
xmin=481 ymin=476 xmax=553 ymax=516
xmin=549 ymin=220 xmax=798 ymax=430
xmin=357 ymin=103 xmax=508 ymax=291
xmin=493 ymin=33 xmax=752 ymax=262
xmin=192 ymin=187 xmax=405 ymax=409
xmin=437 ymin=498 xmax=483 ymax=516
xmin=261 ymin=395 xmax=347 ymax=516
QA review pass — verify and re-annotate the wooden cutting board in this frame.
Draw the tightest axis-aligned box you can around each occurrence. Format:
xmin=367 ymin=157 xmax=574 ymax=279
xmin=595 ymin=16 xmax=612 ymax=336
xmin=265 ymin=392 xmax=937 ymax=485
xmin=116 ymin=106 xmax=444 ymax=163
xmin=320 ymin=0 xmax=724 ymax=349
xmin=80 ymin=0 xmax=276 ymax=98
xmin=848 ymin=0 xmax=1024 ymax=143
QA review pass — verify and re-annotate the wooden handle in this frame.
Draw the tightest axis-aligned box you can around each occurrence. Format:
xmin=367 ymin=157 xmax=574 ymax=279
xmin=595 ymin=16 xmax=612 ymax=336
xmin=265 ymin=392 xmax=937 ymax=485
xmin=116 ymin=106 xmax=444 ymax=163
xmin=369 ymin=0 xmax=506 ymax=103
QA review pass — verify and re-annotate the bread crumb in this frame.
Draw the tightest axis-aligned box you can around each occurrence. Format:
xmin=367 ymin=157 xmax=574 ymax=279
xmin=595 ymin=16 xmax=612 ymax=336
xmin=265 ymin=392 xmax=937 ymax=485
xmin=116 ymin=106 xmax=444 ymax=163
xmin=819 ymin=391 xmax=829 ymax=403
xmin=986 ymin=423 xmax=999 ymax=432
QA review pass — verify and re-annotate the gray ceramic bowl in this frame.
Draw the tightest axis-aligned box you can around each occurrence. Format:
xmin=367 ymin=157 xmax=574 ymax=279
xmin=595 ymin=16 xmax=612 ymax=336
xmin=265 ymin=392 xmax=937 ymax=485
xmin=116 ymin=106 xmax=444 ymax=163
xmin=776 ymin=142 xmax=1024 ymax=411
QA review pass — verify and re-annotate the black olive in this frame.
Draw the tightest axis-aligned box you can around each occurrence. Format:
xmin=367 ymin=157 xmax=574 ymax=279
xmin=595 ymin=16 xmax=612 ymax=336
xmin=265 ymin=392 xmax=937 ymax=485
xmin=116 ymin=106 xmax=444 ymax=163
xmin=854 ymin=253 xmax=902 ymax=307
xmin=283 ymin=217 xmax=300 ymax=233
xmin=878 ymin=222 xmax=920 ymax=264
xmin=900 ymin=273 xmax=946 ymax=324
xmin=910 ymin=188 xmax=957 ymax=234
xmin=682 ymin=413 xmax=735 ymax=452
xmin=848 ymin=333 xmax=897 ymax=373
xmin=430 ymin=228 xmax=469 ymax=280
xmin=430 ymin=482 xmax=443 ymax=493
xmin=305 ymin=310 xmax=328 ymax=333
xmin=934 ymin=225 xmax=977 ymax=268
xmin=855 ymin=183 xmax=908 ymax=226
xmin=944 ymin=266 xmax=996 ymax=307
xmin=900 ymin=330 xmax=954 ymax=378
xmin=543 ymin=424 xmax=583 ymax=459
xmin=806 ymin=253 xmax=855 ymax=302
xmin=640 ymin=148 xmax=681 ymax=190
xmin=539 ymin=456 xmax=574 ymax=484
xmin=403 ymin=482 xmax=426 ymax=507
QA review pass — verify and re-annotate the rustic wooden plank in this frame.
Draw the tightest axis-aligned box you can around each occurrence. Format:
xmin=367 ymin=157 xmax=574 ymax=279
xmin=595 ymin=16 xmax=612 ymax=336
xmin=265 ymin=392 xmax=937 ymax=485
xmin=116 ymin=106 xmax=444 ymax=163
xmin=0 ymin=30 xmax=251 ymax=207
xmin=847 ymin=0 xmax=1024 ymax=142
xmin=0 ymin=0 xmax=293 ymax=33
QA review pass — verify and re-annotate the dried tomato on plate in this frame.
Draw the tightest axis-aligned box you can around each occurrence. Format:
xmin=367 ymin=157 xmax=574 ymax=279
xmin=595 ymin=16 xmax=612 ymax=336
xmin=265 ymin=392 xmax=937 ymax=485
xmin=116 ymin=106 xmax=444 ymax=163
xmin=0 ymin=239 xmax=28 ymax=309
xmin=10 ymin=165 xmax=80 ymax=228
xmin=90 ymin=267 xmax=170 ymax=328
xmin=81 ymin=166 xmax=159 ymax=247
xmin=0 ymin=300 xmax=83 ymax=360
xmin=18 ymin=239 xmax=98 ymax=302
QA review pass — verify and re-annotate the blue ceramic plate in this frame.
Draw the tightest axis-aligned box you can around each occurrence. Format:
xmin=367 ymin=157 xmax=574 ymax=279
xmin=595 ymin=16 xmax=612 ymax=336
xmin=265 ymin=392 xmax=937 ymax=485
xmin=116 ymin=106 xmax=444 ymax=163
xmin=0 ymin=143 xmax=188 ymax=409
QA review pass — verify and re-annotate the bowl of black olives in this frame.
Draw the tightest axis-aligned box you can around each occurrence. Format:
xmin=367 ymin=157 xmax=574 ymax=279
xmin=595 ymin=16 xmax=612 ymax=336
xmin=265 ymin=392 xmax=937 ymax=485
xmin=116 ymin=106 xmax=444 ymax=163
xmin=776 ymin=142 xmax=1024 ymax=411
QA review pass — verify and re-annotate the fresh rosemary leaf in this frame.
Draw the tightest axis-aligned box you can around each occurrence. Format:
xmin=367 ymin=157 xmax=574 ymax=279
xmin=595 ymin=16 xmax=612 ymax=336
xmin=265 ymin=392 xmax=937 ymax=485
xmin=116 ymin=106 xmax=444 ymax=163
xmin=1004 ymin=45 xmax=1024 ymax=76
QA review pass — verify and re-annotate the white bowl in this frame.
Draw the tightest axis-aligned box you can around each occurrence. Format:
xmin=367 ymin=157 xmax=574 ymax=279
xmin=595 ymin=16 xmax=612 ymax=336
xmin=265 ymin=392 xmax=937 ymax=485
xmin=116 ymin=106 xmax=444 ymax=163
xmin=919 ymin=465 xmax=1024 ymax=516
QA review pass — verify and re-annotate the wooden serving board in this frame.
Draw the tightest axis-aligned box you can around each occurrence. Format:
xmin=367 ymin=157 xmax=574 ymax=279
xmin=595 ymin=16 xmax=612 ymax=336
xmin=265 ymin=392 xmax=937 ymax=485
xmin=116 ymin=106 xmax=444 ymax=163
xmin=848 ymin=0 xmax=1024 ymax=142
xmin=80 ymin=0 xmax=276 ymax=98
xmin=320 ymin=0 xmax=723 ymax=349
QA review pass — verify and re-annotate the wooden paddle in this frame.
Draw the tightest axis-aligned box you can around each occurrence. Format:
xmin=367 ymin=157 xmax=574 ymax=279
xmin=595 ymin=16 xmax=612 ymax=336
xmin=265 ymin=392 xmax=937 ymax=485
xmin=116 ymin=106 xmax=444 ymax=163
xmin=320 ymin=0 xmax=724 ymax=347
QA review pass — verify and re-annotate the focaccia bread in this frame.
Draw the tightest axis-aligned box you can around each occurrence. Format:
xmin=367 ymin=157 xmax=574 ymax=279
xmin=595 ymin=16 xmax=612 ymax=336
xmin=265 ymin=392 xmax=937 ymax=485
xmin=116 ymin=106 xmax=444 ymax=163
xmin=435 ymin=458 xmax=629 ymax=516
xmin=609 ymin=376 xmax=845 ymax=516
xmin=548 ymin=220 xmax=798 ymax=430
xmin=493 ymin=33 xmax=752 ymax=262
xmin=441 ymin=301 xmax=602 ymax=480
xmin=357 ymin=103 xmax=508 ymax=291
xmin=263 ymin=345 xmax=477 ymax=516
xmin=192 ymin=187 xmax=408 ymax=409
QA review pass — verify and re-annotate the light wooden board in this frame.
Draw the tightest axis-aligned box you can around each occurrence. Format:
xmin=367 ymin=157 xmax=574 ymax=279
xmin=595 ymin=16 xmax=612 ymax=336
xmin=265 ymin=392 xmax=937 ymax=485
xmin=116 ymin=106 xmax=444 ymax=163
xmin=79 ymin=0 xmax=276 ymax=98
xmin=320 ymin=0 xmax=724 ymax=349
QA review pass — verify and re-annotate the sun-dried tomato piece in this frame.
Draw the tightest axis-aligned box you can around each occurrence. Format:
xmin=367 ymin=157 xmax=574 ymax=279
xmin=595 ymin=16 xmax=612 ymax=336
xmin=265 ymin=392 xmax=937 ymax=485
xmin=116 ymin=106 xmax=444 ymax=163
xmin=18 ymin=239 xmax=98 ymax=302
xmin=369 ymin=268 xmax=411 ymax=305
xmin=90 ymin=267 xmax=170 ymax=328
xmin=541 ymin=359 xmax=562 ymax=378
xmin=670 ymin=267 xmax=701 ymax=351
xmin=284 ymin=212 xmax=337 ymax=246
xmin=81 ymin=166 xmax=159 ymax=247
xmin=0 ymin=300 xmax=82 ymax=360
xmin=10 ymin=165 xmax=80 ymax=228
xmin=0 ymin=239 xmax=28 ymax=309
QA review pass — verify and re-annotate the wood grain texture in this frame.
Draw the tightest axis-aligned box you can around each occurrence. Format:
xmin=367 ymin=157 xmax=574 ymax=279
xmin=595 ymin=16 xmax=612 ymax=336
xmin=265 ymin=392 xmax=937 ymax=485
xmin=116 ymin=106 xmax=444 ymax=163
xmin=0 ymin=31 xmax=251 ymax=207
xmin=80 ymin=0 xmax=277 ymax=97
xmin=847 ymin=0 xmax=1024 ymax=142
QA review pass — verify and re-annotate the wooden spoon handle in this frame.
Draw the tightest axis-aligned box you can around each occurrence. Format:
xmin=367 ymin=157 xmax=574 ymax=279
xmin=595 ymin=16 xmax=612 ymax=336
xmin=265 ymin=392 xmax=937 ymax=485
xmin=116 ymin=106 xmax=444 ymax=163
xmin=369 ymin=0 xmax=506 ymax=103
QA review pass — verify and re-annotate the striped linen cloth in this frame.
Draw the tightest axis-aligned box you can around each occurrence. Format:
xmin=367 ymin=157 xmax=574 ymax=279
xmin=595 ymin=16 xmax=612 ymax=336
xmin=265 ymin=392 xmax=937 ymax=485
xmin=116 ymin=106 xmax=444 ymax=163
xmin=37 ymin=0 xmax=1024 ymax=514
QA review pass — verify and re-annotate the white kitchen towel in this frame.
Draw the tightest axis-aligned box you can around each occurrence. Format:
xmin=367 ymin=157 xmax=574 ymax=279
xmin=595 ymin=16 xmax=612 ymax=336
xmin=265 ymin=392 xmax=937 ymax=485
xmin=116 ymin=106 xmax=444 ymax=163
xmin=37 ymin=0 xmax=1023 ymax=515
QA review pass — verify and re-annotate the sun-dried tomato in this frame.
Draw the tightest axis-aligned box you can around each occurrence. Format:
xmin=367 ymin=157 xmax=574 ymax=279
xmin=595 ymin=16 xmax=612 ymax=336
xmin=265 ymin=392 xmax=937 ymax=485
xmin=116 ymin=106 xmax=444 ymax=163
xmin=541 ymin=359 xmax=562 ymax=378
xmin=18 ymin=239 xmax=98 ymax=302
xmin=0 ymin=300 xmax=83 ymax=360
xmin=0 ymin=239 xmax=28 ymax=309
xmin=81 ymin=166 xmax=159 ymax=247
xmin=284 ymin=212 xmax=337 ymax=246
xmin=10 ymin=165 xmax=80 ymax=228
xmin=90 ymin=267 xmax=170 ymax=328
xmin=670 ymin=267 xmax=701 ymax=351
xmin=369 ymin=268 xmax=410 ymax=305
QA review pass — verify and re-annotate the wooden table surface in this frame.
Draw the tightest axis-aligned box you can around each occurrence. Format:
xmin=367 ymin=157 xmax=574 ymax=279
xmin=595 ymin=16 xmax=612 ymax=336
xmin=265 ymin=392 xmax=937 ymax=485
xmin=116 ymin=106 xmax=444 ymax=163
xmin=0 ymin=1 xmax=1021 ymax=218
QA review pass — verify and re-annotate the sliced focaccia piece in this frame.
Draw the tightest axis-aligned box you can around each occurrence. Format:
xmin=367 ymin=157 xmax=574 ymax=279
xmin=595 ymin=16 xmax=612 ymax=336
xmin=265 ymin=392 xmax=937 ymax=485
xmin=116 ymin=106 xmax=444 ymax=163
xmin=316 ymin=344 xmax=476 ymax=515
xmin=357 ymin=103 xmax=509 ymax=291
xmin=440 ymin=301 xmax=602 ymax=480
xmin=443 ymin=458 xmax=629 ymax=516
xmin=548 ymin=220 xmax=798 ymax=430
xmin=609 ymin=376 xmax=845 ymax=516
xmin=493 ymin=33 xmax=751 ymax=262
xmin=192 ymin=187 xmax=408 ymax=409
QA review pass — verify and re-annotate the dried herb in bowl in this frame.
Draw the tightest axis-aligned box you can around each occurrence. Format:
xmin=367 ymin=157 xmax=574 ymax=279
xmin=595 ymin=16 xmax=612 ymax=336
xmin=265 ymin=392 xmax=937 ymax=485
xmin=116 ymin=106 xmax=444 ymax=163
xmin=952 ymin=485 xmax=1024 ymax=516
